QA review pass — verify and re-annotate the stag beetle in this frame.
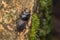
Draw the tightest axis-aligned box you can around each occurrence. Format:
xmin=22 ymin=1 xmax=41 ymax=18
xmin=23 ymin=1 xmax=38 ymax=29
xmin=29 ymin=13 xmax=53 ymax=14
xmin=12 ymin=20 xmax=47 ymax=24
xmin=16 ymin=9 xmax=30 ymax=32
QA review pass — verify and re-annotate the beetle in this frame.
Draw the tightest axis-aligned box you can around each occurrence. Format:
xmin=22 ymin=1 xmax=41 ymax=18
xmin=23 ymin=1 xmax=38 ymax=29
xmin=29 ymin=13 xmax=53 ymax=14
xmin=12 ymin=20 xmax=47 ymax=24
xmin=16 ymin=9 xmax=30 ymax=32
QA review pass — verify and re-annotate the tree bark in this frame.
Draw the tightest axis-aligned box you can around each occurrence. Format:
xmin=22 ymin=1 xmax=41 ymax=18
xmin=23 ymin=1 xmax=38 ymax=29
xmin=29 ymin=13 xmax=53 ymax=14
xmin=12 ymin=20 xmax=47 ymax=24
xmin=0 ymin=0 xmax=34 ymax=40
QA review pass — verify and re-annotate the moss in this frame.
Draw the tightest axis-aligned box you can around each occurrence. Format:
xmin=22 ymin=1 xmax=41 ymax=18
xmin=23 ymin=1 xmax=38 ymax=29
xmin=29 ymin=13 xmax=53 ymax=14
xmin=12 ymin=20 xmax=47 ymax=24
xmin=29 ymin=13 xmax=40 ymax=40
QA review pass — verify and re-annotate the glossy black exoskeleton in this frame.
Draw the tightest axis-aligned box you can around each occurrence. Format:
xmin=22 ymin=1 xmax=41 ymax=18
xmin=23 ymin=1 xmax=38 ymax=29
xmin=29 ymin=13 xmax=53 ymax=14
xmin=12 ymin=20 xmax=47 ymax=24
xmin=16 ymin=9 xmax=30 ymax=32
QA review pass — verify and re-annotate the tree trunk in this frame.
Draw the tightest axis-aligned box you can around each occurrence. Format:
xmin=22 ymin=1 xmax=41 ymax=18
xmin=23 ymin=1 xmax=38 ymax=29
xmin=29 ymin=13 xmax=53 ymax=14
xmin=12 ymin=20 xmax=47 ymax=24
xmin=0 ymin=0 xmax=34 ymax=40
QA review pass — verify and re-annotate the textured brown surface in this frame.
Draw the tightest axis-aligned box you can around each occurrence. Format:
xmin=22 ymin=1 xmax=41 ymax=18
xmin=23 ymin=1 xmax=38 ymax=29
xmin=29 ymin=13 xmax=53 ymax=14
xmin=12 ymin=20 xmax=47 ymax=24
xmin=0 ymin=0 xmax=34 ymax=40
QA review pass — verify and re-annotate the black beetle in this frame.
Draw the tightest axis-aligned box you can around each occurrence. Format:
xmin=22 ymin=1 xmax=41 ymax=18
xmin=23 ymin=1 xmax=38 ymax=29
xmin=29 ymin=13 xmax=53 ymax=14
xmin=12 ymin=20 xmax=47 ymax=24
xmin=16 ymin=9 xmax=30 ymax=32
